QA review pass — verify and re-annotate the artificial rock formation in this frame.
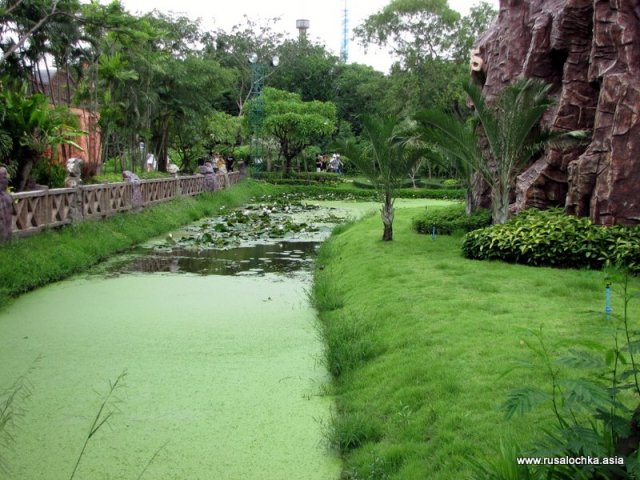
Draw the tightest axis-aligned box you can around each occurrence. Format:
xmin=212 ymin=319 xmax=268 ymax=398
xmin=473 ymin=0 xmax=640 ymax=225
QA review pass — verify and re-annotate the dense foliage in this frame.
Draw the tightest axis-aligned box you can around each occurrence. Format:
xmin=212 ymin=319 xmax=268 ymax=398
xmin=462 ymin=209 xmax=640 ymax=273
xmin=413 ymin=203 xmax=491 ymax=235
xmin=0 ymin=0 xmax=497 ymax=190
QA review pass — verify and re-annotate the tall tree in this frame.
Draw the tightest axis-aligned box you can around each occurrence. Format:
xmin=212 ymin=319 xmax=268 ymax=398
xmin=355 ymin=0 xmax=497 ymax=116
xmin=251 ymin=87 xmax=336 ymax=174
xmin=270 ymin=38 xmax=338 ymax=102
xmin=204 ymin=17 xmax=283 ymax=115
xmin=332 ymin=63 xmax=388 ymax=135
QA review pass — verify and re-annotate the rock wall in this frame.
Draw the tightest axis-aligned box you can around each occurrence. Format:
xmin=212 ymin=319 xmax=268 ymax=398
xmin=473 ymin=0 xmax=640 ymax=225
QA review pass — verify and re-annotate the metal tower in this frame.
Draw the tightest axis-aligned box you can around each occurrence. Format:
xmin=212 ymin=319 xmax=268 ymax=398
xmin=340 ymin=0 xmax=349 ymax=63
xmin=296 ymin=19 xmax=310 ymax=41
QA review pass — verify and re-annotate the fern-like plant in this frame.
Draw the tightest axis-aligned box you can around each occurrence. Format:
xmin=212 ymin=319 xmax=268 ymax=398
xmin=496 ymin=271 xmax=640 ymax=479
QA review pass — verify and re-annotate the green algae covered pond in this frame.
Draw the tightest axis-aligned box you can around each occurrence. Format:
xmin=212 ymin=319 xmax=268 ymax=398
xmin=0 ymin=197 xmax=453 ymax=479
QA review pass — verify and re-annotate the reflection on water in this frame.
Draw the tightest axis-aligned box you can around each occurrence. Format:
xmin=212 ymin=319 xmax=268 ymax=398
xmin=116 ymin=241 xmax=320 ymax=276
xmin=100 ymin=202 xmax=345 ymax=277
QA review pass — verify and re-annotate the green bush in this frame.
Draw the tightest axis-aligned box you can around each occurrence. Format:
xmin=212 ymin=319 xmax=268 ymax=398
xmin=412 ymin=204 xmax=491 ymax=235
xmin=352 ymin=178 xmax=440 ymax=189
xmin=442 ymin=178 xmax=461 ymax=187
xmin=256 ymin=171 xmax=342 ymax=185
xmin=462 ymin=208 xmax=640 ymax=272
xmin=33 ymin=160 xmax=67 ymax=188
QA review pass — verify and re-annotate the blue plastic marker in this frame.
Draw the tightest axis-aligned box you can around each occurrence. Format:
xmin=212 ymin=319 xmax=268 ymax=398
xmin=432 ymin=225 xmax=436 ymax=240
xmin=605 ymin=283 xmax=612 ymax=318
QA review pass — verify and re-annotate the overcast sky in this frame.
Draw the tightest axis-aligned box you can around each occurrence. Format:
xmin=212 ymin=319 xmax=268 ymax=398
xmin=115 ymin=0 xmax=500 ymax=72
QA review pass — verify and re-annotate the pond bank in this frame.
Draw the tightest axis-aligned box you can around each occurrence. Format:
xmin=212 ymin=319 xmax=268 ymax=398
xmin=0 ymin=180 xmax=279 ymax=308
xmin=312 ymin=205 xmax=640 ymax=479
xmin=0 ymin=198 xmax=360 ymax=478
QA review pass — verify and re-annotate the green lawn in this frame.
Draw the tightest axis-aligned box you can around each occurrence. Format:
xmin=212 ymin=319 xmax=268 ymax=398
xmin=312 ymin=206 xmax=640 ymax=479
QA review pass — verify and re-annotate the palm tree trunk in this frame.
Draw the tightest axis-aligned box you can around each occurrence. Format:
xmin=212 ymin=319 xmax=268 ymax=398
xmin=465 ymin=189 xmax=476 ymax=215
xmin=491 ymin=186 xmax=510 ymax=224
xmin=381 ymin=191 xmax=394 ymax=241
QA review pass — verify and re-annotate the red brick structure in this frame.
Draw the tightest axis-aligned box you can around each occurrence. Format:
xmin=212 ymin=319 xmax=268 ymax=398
xmin=31 ymin=67 xmax=101 ymax=176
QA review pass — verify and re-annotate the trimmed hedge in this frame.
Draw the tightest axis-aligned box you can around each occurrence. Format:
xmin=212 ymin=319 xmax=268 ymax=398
xmin=413 ymin=204 xmax=491 ymax=235
xmin=254 ymin=171 xmax=342 ymax=185
xmin=351 ymin=178 xmax=448 ymax=190
xmin=462 ymin=208 xmax=640 ymax=273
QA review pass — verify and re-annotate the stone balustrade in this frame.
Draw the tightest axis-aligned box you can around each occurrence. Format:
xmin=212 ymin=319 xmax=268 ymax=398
xmin=4 ymin=171 xmax=241 ymax=239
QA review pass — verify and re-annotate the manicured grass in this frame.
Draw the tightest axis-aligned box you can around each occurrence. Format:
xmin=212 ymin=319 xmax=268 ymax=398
xmin=0 ymin=180 xmax=279 ymax=308
xmin=312 ymin=207 xmax=640 ymax=479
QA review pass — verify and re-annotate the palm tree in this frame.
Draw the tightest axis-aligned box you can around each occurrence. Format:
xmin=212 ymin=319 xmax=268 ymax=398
xmin=414 ymin=108 xmax=481 ymax=215
xmin=336 ymin=114 xmax=419 ymax=241
xmin=417 ymin=78 xmax=577 ymax=224
xmin=465 ymin=78 xmax=557 ymax=224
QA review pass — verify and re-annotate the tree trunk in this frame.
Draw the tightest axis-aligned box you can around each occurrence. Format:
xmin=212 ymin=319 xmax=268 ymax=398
xmin=284 ymin=154 xmax=295 ymax=174
xmin=381 ymin=192 xmax=394 ymax=241
xmin=465 ymin=188 xmax=477 ymax=215
xmin=17 ymin=157 xmax=35 ymax=191
xmin=491 ymin=186 xmax=510 ymax=224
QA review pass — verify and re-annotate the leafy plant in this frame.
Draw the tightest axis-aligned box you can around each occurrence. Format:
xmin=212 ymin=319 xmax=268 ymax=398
xmin=32 ymin=158 xmax=67 ymax=188
xmin=413 ymin=204 xmax=491 ymax=235
xmin=326 ymin=410 xmax=383 ymax=455
xmin=334 ymin=115 xmax=421 ymax=241
xmin=462 ymin=209 xmax=640 ymax=273
xmin=497 ymin=272 xmax=640 ymax=478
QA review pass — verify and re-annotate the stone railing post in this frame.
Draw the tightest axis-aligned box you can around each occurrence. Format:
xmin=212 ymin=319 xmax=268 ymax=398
xmin=0 ymin=167 xmax=12 ymax=241
xmin=198 ymin=162 xmax=218 ymax=192
xmin=64 ymin=158 xmax=84 ymax=223
xmin=123 ymin=171 xmax=143 ymax=212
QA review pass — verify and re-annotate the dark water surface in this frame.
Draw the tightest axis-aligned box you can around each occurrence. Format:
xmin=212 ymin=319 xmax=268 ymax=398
xmin=110 ymin=241 xmax=320 ymax=276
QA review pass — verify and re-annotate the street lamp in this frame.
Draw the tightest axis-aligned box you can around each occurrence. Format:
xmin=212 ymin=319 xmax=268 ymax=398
xmin=248 ymin=53 xmax=279 ymax=172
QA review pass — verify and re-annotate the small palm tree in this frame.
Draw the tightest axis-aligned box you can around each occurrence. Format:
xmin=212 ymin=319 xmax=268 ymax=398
xmin=417 ymin=78 xmax=584 ymax=224
xmin=414 ymin=108 xmax=482 ymax=215
xmin=465 ymin=78 xmax=556 ymax=224
xmin=336 ymin=114 xmax=419 ymax=241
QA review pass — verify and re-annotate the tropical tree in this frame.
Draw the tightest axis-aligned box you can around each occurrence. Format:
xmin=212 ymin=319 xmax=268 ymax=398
xmin=464 ymin=78 xmax=557 ymax=224
xmin=414 ymin=108 xmax=481 ymax=214
xmin=335 ymin=115 xmax=420 ymax=241
xmin=0 ymin=82 xmax=82 ymax=190
xmin=252 ymin=87 xmax=336 ymax=174
xmin=355 ymin=0 xmax=497 ymax=117
xmin=205 ymin=17 xmax=283 ymax=115
xmin=420 ymin=79 xmax=583 ymax=224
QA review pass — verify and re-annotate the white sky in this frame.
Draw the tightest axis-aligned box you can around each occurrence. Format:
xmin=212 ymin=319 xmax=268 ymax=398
xmin=116 ymin=0 xmax=500 ymax=72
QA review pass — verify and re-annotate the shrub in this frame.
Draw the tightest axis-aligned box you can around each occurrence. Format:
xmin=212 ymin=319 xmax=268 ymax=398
xmin=352 ymin=178 xmax=441 ymax=189
xmin=32 ymin=160 xmax=66 ymax=188
xmin=412 ymin=204 xmax=491 ymax=235
xmin=462 ymin=208 xmax=640 ymax=272
xmin=442 ymin=178 xmax=461 ymax=187
xmin=256 ymin=171 xmax=342 ymax=185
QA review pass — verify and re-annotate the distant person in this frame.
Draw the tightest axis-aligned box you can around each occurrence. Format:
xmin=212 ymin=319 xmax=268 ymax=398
xmin=145 ymin=153 xmax=157 ymax=172
xmin=226 ymin=155 xmax=235 ymax=172
xmin=316 ymin=154 xmax=322 ymax=172
xmin=321 ymin=155 xmax=328 ymax=172
xmin=329 ymin=153 xmax=339 ymax=173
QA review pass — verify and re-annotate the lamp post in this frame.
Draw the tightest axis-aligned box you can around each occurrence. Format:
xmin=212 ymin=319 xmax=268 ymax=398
xmin=248 ymin=53 xmax=279 ymax=173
